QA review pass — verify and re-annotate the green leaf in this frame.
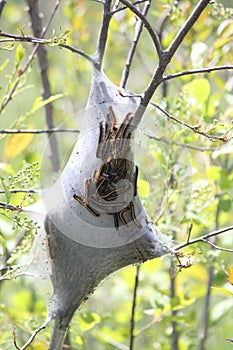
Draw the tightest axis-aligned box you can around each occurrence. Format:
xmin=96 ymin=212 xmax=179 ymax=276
xmin=15 ymin=44 xmax=25 ymax=63
xmin=79 ymin=312 xmax=101 ymax=332
xmin=19 ymin=93 xmax=65 ymax=123
xmin=207 ymin=165 xmax=221 ymax=181
xmin=219 ymin=198 xmax=232 ymax=212
xmin=0 ymin=177 xmax=11 ymax=204
xmin=138 ymin=178 xmax=149 ymax=198
xmin=183 ymin=78 xmax=211 ymax=105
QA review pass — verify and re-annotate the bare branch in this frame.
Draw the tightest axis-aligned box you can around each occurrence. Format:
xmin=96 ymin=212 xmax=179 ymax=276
xmin=0 ymin=128 xmax=80 ymax=134
xmin=13 ymin=318 xmax=51 ymax=350
xmin=0 ymin=202 xmax=22 ymax=211
xmin=27 ymin=0 xmax=60 ymax=173
xmin=59 ymin=43 xmax=95 ymax=63
xmin=175 ymin=225 xmax=233 ymax=251
xmin=0 ymin=0 xmax=62 ymax=113
xmin=150 ymin=102 xmax=230 ymax=142
xmin=119 ymin=0 xmax=162 ymax=58
xmin=201 ymin=240 xmax=233 ymax=253
xmin=94 ymin=0 xmax=113 ymax=70
xmin=0 ymin=189 xmax=38 ymax=194
xmin=145 ymin=133 xmax=226 ymax=152
xmin=120 ymin=1 xmax=150 ymax=88
xmin=130 ymin=0 xmax=211 ymax=131
xmin=129 ymin=265 xmax=140 ymax=350
xmin=112 ymin=0 xmax=148 ymax=14
xmin=163 ymin=65 xmax=233 ymax=81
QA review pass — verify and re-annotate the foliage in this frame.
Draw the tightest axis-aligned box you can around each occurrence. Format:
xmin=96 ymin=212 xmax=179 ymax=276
xmin=0 ymin=1 xmax=232 ymax=349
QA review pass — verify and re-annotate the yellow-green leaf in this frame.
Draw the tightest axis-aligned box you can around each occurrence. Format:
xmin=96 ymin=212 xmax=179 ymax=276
xmin=138 ymin=178 xmax=149 ymax=198
xmin=183 ymin=78 xmax=211 ymax=105
xmin=5 ymin=132 xmax=33 ymax=159
xmin=15 ymin=44 xmax=25 ymax=63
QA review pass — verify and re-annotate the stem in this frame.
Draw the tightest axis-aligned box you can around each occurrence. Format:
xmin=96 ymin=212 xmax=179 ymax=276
xmin=174 ymin=226 xmax=233 ymax=251
xmin=0 ymin=128 xmax=80 ymax=134
xmin=120 ymin=1 xmax=151 ymax=88
xmin=199 ymin=265 xmax=214 ymax=350
xmin=163 ymin=65 xmax=233 ymax=81
xmin=199 ymin=203 xmax=220 ymax=350
xmin=129 ymin=265 xmax=140 ymax=350
xmin=170 ymin=270 xmax=178 ymax=350
xmin=27 ymin=0 xmax=60 ymax=173
xmin=119 ymin=0 xmax=162 ymax=57
xmin=130 ymin=0 xmax=211 ymax=131
xmin=170 ymin=231 xmax=179 ymax=350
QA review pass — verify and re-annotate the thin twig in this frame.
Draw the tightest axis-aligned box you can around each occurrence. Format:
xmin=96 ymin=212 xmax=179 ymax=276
xmin=156 ymin=1 xmax=175 ymax=43
xmin=0 ymin=189 xmax=38 ymax=194
xmin=129 ymin=265 xmax=140 ymax=350
xmin=145 ymin=132 xmax=228 ymax=152
xmin=120 ymin=1 xmax=150 ymax=88
xmin=59 ymin=43 xmax=95 ymax=63
xmin=0 ymin=201 xmax=22 ymax=211
xmin=163 ymin=65 xmax=233 ymax=81
xmin=119 ymin=0 xmax=162 ymax=58
xmin=13 ymin=318 xmax=51 ymax=350
xmin=201 ymin=239 xmax=233 ymax=253
xmin=0 ymin=33 xmax=94 ymax=63
xmin=170 ymin=259 xmax=178 ymax=350
xmin=112 ymin=0 xmax=147 ymax=14
xmin=174 ymin=225 xmax=233 ymax=251
xmin=199 ymin=203 xmax=220 ymax=350
xmin=150 ymin=102 xmax=229 ymax=142
xmin=0 ymin=1 xmax=61 ymax=113
xmin=131 ymin=0 xmax=211 ymax=130
xmin=0 ymin=128 xmax=80 ymax=134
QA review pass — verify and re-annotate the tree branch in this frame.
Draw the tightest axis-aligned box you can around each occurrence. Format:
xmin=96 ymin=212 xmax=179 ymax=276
xmin=0 ymin=128 xmax=80 ymax=134
xmin=0 ymin=189 xmax=38 ymax=194
xmin=0 ymin=1 xmax=62 ymax=113
xmin=129 ymin=265 xmax=140 ymax=350
xmin=163 ymin=65 xmax=233 ymax=81
xmin=0 ymin=32 xmax=94 ymax=63
xmin=119 ymin=0 xmax=162 ymax=58
xmin=59 ymin=43 xmax=95 ymax=63
xmin=150 ymin=102 xmax=229 ymax=142
xmin=94 ymin=0 xmax=113 ymax=70
xmin=146 ymin=132 xmax=226 ymax=152
xmin=174 ymin=225 xmax=233 ymax=251
xmin=120 ymin=1 xmax=150 ymax=88
xmin=129 ymin=0 xmax=211 ymax=132
xmin=13 ymin=318 xmax=51 ymax=350
xmin=27 ymin=0 xmax=60 ymax=173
